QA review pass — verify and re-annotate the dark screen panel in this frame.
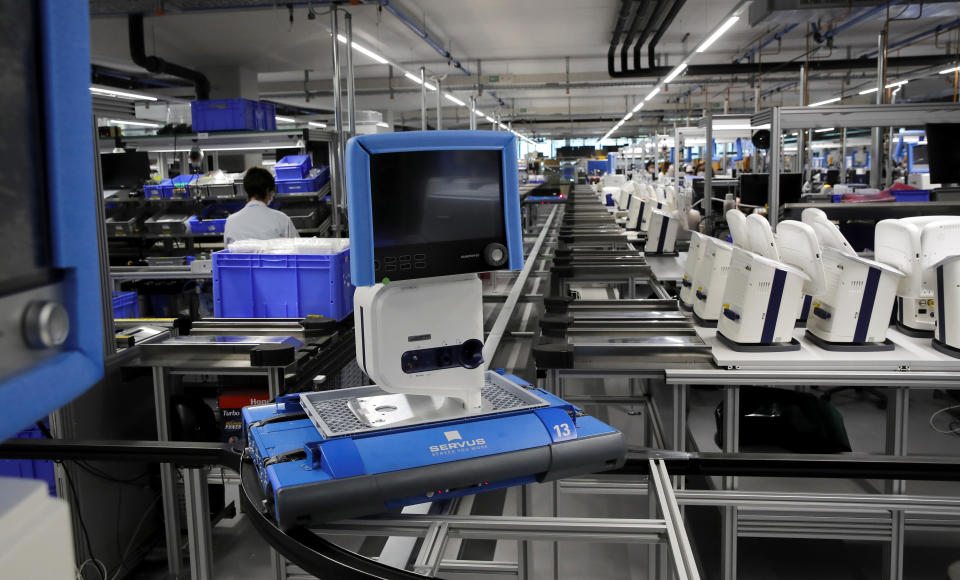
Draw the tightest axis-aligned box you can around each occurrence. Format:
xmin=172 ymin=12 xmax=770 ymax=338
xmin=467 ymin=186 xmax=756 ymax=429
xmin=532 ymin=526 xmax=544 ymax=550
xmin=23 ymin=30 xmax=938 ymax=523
xmin=738 ymin=173 xmax=801 ymax=206
xmin=368 ymin=149 xmax=506 ymax=280
xmin=100 ymin=152 xmax=151 ymax=189
xmin=912 ymin=144 xmax=928 ymax=166
xmin=926 ymin=124 xmax=960 ymax=184
xmin=0 ymin=0 xmax=50 ymax=289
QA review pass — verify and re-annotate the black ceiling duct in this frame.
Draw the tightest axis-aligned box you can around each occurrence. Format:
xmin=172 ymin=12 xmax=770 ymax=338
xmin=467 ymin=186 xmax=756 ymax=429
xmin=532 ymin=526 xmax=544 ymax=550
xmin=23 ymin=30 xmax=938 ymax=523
xmin=128 ymin=13 xmax=210 ymax=100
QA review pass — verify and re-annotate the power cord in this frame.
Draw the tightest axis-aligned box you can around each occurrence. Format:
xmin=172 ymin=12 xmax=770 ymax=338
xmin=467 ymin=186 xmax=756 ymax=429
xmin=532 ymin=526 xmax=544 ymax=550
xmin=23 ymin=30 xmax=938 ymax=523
xmin=929 ymin=404 xmax=960 ymax=435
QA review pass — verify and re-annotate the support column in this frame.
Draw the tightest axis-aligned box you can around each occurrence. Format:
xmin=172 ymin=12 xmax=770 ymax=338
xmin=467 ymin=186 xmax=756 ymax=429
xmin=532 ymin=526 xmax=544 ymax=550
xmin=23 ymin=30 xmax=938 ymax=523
xmin=769 ymin=107 xmax=781 ymax=228
xmin=330 ymin=8 xmax=345 ymax=237
xmin=870 ymin=29 xmax=887 ymax=189
xmin=797 ymin=64 xmax=807 ymax=176
xmin=420 ymin=67 xmax=428 ymax=131
xmin=345 ymin=11 xmax=356 ymax=136
xmin=704 ymin=109 xmax=713 ymax=223
xmin=435 ymin=77 xmax=442 ymax=130
xmin=469 ymin=96 xmax=477 ymax=130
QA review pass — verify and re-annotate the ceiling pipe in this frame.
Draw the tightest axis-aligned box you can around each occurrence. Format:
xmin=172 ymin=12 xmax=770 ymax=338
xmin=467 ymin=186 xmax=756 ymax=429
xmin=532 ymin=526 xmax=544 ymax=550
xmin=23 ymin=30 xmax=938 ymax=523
xmin=814 ymin=0 xmax=907 ymax=43
xmin=646 ymin=0 xmax=686 ymax=70
xmin=623 ymin=0 xmax=659 ymax=72
xmin=633 ymin=0 xmax=677 ymax=69
xmin=128 ymin=13 xmax=210 ymax=100
xmin=370 ymin=0 xmax=472 ymax=76
xmin=607 ymin=0 xmax=638 ymax=77
xmin=733 ymin=22 xmax=797 ymax=64
xmin=610 ymin=53 xmax=957 ymax=78
xmin=859 ymin=17 xmax=960 ymax=59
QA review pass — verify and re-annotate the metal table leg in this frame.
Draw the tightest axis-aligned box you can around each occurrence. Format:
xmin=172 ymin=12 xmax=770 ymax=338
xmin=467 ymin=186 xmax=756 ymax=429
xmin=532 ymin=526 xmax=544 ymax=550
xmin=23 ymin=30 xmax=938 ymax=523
xmin=184 ymin=468 xmax=213 ymax=580
xmin=721 ymin=386 xmax=740 ymax=580
xmin=267 ymin=367 xmax=284 ymax=400
xmin=883 ymin=386 xmax=909 ymax=580
xmin=152 ymin=366 xmax=184 ymax=578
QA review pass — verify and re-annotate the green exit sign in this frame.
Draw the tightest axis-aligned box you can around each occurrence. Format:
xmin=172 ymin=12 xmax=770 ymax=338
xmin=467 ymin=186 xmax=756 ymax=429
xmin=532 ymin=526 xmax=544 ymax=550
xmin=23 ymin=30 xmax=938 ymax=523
xmin=519 ymin=108 xmax=527 ymax=113
xmin=488 ymin=75 xmax=499 ymax=82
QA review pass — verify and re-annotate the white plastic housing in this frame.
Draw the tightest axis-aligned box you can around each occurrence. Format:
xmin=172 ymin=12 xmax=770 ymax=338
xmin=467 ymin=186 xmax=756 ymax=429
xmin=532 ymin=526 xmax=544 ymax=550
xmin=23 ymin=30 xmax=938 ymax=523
xmin=354 ymin=275 xmax=484 ymax=409
xmin=718 ymin=247 xmax=810 ymax=344
xmin=875 ymin=217 xmax=944 ymax=331
xmin=726 ymin=209 xmax=748 ymax=249
xmin=626 ymin=194 xmax=645 ymax=231
xmin=602 ymin=174 xmax=627 ymax=188
xmin=644 ymin=209 xmax=679 ymax=254
xmin=776 ymin=220 xmax=826 ymax=297
xmin=807 ymin=246 xmax=904 ymax=344
xmin=802 ymin=208 xmax=854 ymax=256
xmin=640 ymin=198 xmax=663 ymax=233
xmin=746 ymin=213 xmax=779 ymax=260
xmin=679 ymin=231 xmax=707 ymax=306
xmin=692 ymin=237 xmax=735 ymax=323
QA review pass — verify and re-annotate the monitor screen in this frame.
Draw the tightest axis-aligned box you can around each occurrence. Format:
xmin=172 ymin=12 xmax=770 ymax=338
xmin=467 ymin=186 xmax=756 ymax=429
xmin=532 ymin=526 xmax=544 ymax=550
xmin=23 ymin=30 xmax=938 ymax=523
xmin=100 ymin=152 xmax=151 ymax=190
xmin=912 ymin=144 xmax=928 ymax=167
xmin=739 ymin=173 xmax=802 ymax=206
xmin=368 ymin=149 xmax=506 ymax=280
xmin=926 ymin=124 xmax=960 ymax=184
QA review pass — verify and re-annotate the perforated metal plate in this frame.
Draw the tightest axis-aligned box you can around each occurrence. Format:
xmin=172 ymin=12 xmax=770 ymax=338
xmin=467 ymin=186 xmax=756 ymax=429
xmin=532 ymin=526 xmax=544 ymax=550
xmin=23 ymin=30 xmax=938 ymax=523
xmin=300 ymin=371 xmax=548 ymax=438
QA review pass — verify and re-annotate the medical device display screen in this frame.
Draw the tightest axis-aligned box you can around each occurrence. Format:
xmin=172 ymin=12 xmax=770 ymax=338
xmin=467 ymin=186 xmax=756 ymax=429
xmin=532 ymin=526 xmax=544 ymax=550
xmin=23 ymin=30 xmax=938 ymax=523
xmin=368 ymin=149 xmax=507 ymax=280
xmin=926 ymin=124 xmax=960 ymax=184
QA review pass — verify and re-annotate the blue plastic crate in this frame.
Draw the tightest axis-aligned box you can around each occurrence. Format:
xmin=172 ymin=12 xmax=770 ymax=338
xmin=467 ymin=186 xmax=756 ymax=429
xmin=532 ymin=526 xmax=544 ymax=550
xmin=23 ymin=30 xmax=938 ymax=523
xmin=191 ymin=99 xmax=273 ymax=132
xmin=893 ymin=189 xmax=930 ymax=202
xmin=0 ymin=425 xmax=56 ymax=496
xmin=275 ymin=155 xmax=312 ymax=180
xmin=144 ymin=178 xmax=173 ymax=199
xmin=188 ymin=203 xmax=244 ymax=234
xmin=212 ymin=250 xmax=354 ymax=320
xmin=276 ymin=167 xmax=330 ymax=194
xmin=258 ymin=102 xmax=277 ymax=130
xmin=171 ymin=174 xmax=199 ymax=198
xmin=112 ymin=291 xmax=139 ymax=319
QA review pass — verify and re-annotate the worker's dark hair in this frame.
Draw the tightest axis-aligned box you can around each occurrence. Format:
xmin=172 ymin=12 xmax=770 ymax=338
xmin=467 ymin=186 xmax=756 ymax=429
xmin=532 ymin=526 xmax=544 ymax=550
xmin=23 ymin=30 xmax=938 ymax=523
xmin=243 ymin=167 xmax=275 ymax=201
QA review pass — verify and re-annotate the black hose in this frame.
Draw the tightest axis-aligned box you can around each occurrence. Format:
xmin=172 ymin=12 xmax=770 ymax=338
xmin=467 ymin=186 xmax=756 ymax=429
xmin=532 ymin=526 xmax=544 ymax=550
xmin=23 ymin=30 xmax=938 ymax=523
xmin=128 ymin=14 xmax=211 ymax=100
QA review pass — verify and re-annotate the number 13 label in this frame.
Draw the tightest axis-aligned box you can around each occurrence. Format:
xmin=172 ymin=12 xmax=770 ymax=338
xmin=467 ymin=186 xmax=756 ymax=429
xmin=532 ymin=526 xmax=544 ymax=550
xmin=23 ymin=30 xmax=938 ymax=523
xmin=552 ymin=423 xmax=572 ymax=439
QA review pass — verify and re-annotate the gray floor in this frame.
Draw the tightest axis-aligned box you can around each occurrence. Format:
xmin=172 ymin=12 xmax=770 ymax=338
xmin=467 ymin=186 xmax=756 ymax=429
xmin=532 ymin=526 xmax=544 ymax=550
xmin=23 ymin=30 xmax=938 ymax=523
xmin=133 ymin=386 xmax=960 ymax=579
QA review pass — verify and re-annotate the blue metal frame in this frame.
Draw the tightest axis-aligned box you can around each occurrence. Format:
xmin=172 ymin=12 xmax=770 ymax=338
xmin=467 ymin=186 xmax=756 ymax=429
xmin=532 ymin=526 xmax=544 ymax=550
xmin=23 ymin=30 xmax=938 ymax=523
xmin=345 ymin=131 xmax=524 ymax=287
xmin=0 ymin=0 xmax=103 ymax=441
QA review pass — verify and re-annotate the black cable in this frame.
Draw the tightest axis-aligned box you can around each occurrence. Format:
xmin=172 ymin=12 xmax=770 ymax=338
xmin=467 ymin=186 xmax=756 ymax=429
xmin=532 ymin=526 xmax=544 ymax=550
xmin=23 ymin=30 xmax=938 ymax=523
xmin=59 ymin=459 xmax=104 ymax=580
xmin=35 ymin=422 xmax=151 ymax=486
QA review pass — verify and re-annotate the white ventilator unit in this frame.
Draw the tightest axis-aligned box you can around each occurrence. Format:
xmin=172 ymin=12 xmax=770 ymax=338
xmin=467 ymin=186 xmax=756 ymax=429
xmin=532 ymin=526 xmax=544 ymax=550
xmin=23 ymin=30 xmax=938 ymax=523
xmin=874 ymin=216 xmax=951 ymax=335
xmin=617 ymin=180 xmax=641 ymax=211
xmin=602 ymin=173 xmax=627 ymax=188
xmin=716 ymin=219 xmax=821 ymax=349
xmin=644 ymin=208 xmax=680 ymax=255
xmin=679 ymin=231 xmax=707 ymax=307
xmin=921 ymin=219 xmax=960 ymax=357
xmin=601 ymin=186 xmax=621 ymax=208
xmin=802 ymin=208 xmax=904 ymax=347
xmin=691 ymin=210 xmax=748 ymax=326
xmin=355 ymin=274 xmax=485 ymax=410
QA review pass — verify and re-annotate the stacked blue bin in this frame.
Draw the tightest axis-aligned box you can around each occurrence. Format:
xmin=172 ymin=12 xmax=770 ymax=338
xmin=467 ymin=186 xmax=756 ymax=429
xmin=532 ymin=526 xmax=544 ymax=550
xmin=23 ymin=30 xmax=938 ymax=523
xmin=191 ymin=99 xmax=277 ymax=132
xmin=274 ymin=155 xmax=330 ymax=195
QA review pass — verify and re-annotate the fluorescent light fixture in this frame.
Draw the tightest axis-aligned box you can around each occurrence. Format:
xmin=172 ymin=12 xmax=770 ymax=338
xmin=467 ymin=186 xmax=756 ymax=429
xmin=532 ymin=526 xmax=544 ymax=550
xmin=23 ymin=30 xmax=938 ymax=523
xmin=376 ymin=121 xmax=389 ymax=128
xmin=474 ymin=109 xmax=484 ymax=117
xmin=858 ymin=87 xmax=879 ymax=95
xmin=404 ymin=72 xmax=422 ymax=84
xmin=275 ymin=116 xmax=296 ymax=123
xmin=349 ymin=40 xmax=389 ymax=64
xmin=815 ymin=127 xmax=835 ymax=133
xmin=632 ymin=102 xmax=645 ymax=113
xmin=484 ymin=115 xmax=495 ymax=123
xmin=886 ymin=80 xmax=908 ymax=88
xmin=808 ymin=96 xmax=841 ymax=107
xmin=90 ymin=86 xmax=158 ymax=101
xmin=645 ymin=87 xmax=661 ymax=101
xmin=696 ymin=16 xmax=739 ymax=53
xmin=308 ymin=121 xmax=327 ymax=128
xmin=444 ymin=93 xmax=465 ymax=106
xmin=624 ymin=112 xmax=633 ymax=121
xmin=940 ymin=65 xmax=960 ymax=75
xmin=108 ymin=119 xmax=162 ymax=128
xmin=663 ymin=62 xmax=687 ymax=84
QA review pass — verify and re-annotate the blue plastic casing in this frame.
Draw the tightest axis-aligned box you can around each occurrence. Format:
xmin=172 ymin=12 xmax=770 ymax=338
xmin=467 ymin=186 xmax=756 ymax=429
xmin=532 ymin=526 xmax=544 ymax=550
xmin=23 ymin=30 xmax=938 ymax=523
xmin=345 ymin=131 xmax=524 ymax=287
xmin=243 ymin=376 xmax=624 ymax=527
xmin=0 ymin=0 xmax=104 ymax=441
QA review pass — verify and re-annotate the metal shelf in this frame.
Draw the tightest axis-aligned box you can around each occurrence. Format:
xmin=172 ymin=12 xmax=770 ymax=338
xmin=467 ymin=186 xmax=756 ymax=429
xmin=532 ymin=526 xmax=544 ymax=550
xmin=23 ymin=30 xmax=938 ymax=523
xmin=99 ymin=128 xmax=336 ymax=153
xmin=751 ymin=103 xmax=960 ymax=131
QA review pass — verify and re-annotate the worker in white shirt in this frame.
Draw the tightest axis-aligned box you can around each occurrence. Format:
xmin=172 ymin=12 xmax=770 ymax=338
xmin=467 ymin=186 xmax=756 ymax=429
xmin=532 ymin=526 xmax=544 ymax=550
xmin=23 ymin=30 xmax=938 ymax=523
xmin=224 ymin=166 xmax=299 ymax=245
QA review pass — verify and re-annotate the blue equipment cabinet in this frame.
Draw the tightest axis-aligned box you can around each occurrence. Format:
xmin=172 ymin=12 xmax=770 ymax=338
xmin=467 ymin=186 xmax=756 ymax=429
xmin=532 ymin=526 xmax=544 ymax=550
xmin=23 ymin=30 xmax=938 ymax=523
xmin=0 ymin=0 xmax=103 ymax=441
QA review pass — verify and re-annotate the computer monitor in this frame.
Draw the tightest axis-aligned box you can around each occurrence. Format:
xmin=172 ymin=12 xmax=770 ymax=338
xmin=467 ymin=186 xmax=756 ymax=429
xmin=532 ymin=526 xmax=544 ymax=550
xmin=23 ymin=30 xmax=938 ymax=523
xmin=346 ymin=131 xmax=523 ymax=286
xmin=908 ymin=143 xmax=929 ymax=174
xmin=100 ymin=151 xmax=151 ymax=189
xmin=926 ymin=124 xmax=960 ymax=185
xmin=739 ymin=173 xmax=802 ymax=206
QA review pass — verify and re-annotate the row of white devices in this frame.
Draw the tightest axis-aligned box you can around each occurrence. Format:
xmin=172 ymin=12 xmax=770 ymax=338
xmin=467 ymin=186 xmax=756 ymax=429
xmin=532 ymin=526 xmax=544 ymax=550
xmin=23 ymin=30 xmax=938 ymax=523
xmin=676 ymin=207 xmax=960 ymax=353
xmin=596 ymin=174 xmax=684 ymax=256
